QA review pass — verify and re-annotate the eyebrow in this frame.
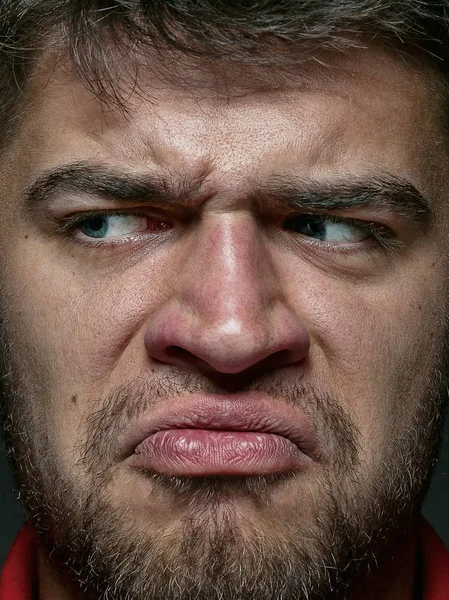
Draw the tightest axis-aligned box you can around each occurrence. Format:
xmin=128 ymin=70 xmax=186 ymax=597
xmin=258 ymin=174 xmax=432 ymax=225
xmin=23 ymin=161 xmax=202 ymax=214
xmin=22 ymin=161 xmax=432 ymax=226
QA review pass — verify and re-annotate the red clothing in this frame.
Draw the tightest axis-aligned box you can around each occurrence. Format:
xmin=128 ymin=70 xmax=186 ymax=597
xmin=0 ymin=525 xmax=38 ymax=600
xmin=418 ymin=520 xmax=449 ymax=599
xmin=0 ymin=520 xmax=448 ymax=599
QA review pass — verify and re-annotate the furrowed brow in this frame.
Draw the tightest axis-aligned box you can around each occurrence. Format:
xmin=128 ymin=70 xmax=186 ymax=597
xmin=22 ymin=164 xmax=433 ymax=228
xmin=22 ymin=162 xmax=201 ymax=212
xmin=259 ymin=174 xmax=432 ymax=226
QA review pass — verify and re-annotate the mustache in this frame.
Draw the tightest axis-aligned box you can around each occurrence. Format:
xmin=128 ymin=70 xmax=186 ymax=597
xmin=78 ymin=368 xmax=360 ymax=477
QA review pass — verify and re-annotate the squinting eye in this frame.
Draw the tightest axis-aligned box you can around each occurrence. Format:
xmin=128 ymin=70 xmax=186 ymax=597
xmin=284 ymin=214 xmax=369 ymax=243
xmin=77 ymin=214 xmax=170 ymax=239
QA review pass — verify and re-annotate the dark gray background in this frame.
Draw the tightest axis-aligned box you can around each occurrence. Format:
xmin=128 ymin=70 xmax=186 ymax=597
xmin=0 ymin=418 xmax=448 ymax=565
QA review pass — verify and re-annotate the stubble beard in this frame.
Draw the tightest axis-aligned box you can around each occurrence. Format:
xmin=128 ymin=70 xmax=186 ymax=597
xmin=0 ymin=344 xmax=447 ymax=600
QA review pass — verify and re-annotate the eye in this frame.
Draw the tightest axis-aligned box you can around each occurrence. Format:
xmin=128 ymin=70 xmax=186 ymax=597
xmin=284 ymin=214 xmax=371 ymax=244
xmin=75 ymin=213 xmax=171 ymax=240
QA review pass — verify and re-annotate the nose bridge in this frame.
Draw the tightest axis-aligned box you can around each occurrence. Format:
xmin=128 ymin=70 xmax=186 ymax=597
xmin=180 ymin=213 xmax=273 ymax=330
xmin=144 ymin=211 xmax=310 ymax=374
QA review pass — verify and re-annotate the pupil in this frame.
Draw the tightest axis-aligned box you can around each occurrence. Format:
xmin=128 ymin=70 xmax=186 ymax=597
xmin=80 ymin=216 xmax=109 ymax=238
xmin=305 ymin=219 xmax=324 ymax=238
xmin=85 ymin=216 xmax=105 ymax=232
xmin=286 ymin=215 xmax=326 ymax=239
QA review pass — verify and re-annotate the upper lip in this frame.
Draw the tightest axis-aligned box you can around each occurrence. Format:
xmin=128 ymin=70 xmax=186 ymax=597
xmin=121 ymin=392 xmax=321 ymax=462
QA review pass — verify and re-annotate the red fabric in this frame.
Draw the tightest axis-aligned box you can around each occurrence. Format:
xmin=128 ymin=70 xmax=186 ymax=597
xmin=0 ymin=525 xmax=37 ymax=600
xmin=419 ymin=520 xmax=449 ymax=600
xmin=0 ymin=520 xmax=448 ymax=599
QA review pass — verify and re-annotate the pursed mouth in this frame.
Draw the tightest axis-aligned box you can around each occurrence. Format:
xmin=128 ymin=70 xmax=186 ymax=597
xmin=125 ymin=393 xmax=320 ymax=477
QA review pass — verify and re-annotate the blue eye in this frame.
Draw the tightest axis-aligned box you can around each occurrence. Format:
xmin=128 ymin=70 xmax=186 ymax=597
xmin=80 ymin=216 xmax=111 ymax=238
xmin=285 ymin=214 xmax=369 ymax=243
xmin=77 ymin=214 xmax=149 ymax=239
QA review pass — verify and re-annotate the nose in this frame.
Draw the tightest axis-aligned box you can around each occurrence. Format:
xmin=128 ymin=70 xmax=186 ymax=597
xmin=144 ymin=214 xmax=310 ymax=375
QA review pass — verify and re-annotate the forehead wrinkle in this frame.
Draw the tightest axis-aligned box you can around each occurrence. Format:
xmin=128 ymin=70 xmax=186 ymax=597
xmin=8 ymin=41 xmax=447 ymax=225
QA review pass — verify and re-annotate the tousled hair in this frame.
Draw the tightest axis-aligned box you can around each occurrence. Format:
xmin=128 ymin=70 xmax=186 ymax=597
xmin=0 ymin=1 xmax=449 ymax=143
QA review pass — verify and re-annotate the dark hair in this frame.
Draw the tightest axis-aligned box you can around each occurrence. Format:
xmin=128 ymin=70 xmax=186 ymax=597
xmin=0 ymin=1 xmax=448 ymax=144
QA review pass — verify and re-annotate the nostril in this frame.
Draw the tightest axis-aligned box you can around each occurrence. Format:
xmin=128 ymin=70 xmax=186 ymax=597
xmin=164 ymin=345 xmax=222 ymax=373
xmin=165 ymin=346 xmax=191 ymax=361
xmin=259 ymin=348 xmax=296 ymax=368
xmin=163 ymin=345 xmax=304 ymax=374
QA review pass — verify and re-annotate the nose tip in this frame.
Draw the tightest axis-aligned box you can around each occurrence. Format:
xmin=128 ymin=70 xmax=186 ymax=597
xmin=144 ymin=307 xmax=310 ymax=376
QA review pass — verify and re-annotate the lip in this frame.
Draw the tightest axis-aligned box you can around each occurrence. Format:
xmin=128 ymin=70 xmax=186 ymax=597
xmin=124 ymin=393 xmax=320 ymax=477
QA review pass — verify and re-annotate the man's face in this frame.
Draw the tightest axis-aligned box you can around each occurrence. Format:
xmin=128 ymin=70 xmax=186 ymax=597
xmin=0 ymin=45 xmax=448 ymax=600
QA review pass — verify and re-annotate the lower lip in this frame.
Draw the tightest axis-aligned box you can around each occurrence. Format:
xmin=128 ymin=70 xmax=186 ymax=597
xmin=132 ymin=429 xmax=308 ymax=476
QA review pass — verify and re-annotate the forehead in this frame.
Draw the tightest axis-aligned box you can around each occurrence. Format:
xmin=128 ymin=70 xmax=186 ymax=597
xmin=5 ymin=45 xmax=449 ymax=203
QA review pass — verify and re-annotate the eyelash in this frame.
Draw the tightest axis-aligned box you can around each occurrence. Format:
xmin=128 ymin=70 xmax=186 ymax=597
xmin=283 ymin=213 xmax=398 ymax=253
xmin=57 ymin=209 xmax=172 ymax=243
xmin=55 ymin=209 xmax=399 ymax=255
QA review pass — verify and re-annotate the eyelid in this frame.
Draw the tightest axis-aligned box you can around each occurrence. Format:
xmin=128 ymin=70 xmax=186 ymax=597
xmin=284 ymin=211 xmax=393 ymax=233
xmin=283 ymin=212 xmax=399 ymax=252
xmin=57 ymin=209 xmax=167 ymax=232
xmin=53 ymin=207 xmax=400 ymax=256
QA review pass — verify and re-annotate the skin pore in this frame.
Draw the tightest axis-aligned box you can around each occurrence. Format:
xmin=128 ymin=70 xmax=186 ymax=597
xmin=0 ymin=44 xmax=448 ymax=600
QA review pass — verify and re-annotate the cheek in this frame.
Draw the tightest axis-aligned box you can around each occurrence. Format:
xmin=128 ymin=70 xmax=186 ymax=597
xmin=298 ymin=267 xmax=447 ymax=467
xmin=0 ymin=242 xmax=171 ymax=467
xmin=3 ymin=241 xmax=167 ymax=383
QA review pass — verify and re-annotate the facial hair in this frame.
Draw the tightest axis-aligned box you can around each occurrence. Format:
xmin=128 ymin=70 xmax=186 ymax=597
xmin=0 ymin=343 xmax=447 ymax=600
